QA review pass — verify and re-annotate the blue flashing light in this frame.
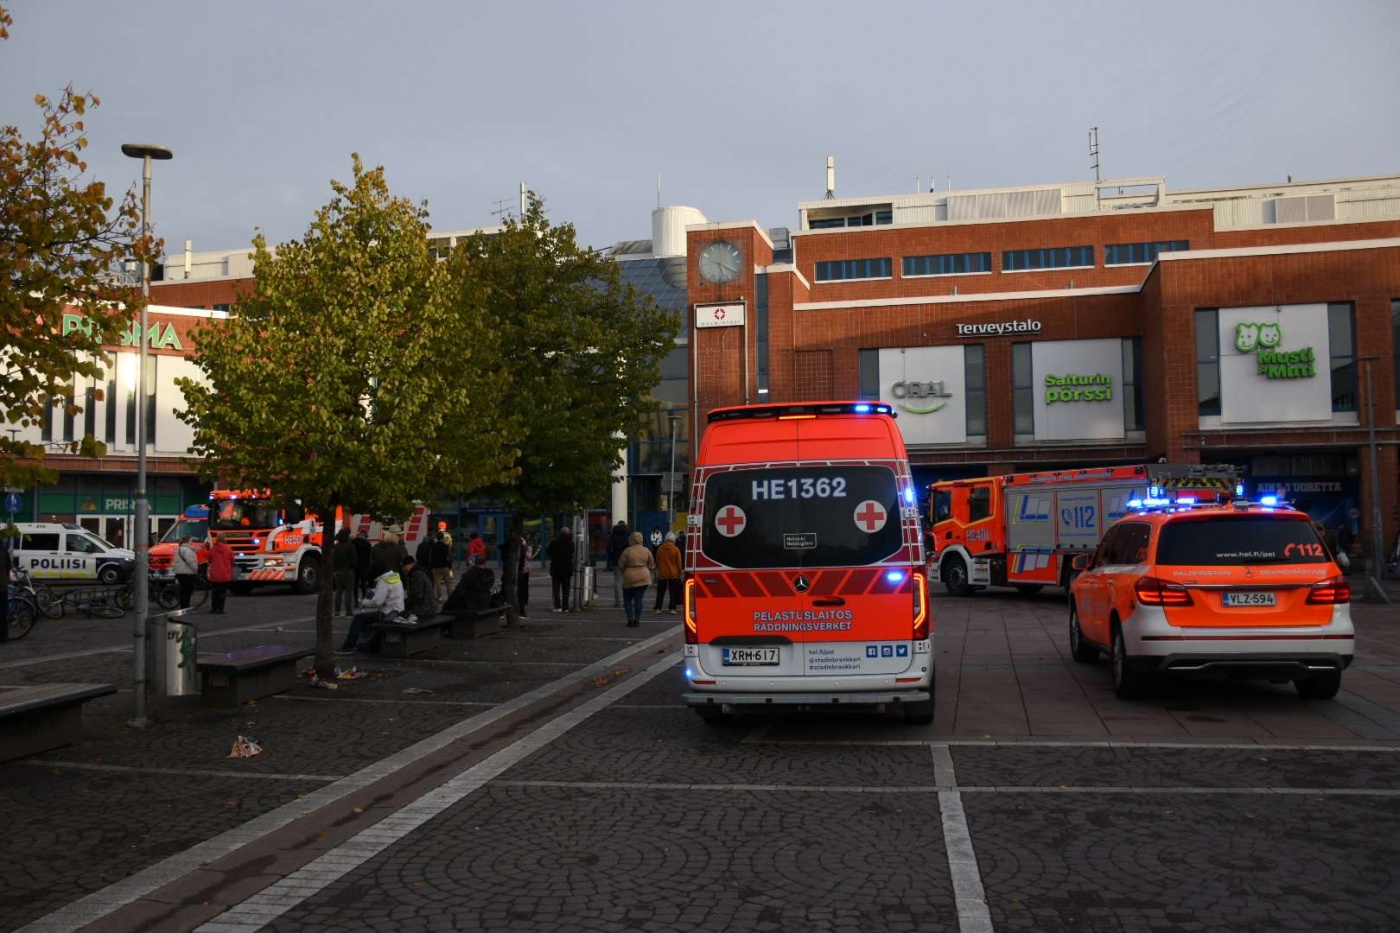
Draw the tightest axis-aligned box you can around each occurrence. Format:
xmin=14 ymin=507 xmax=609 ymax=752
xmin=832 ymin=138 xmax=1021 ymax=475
xmin=1142 ymin=497 xmax=1172 ymax=507
xmin=1149 ymin=485 xmax=1161 ymax=498
xmin=886 ymin=570 xmax=906 ymax=583
xmin=903 ymin=486 xmax=916 ymax=505
xmin=1235 ymin=484 xmax=1245 ymax=497
xmin=1176 ymin=496 xmax=1196 ymax=506
xmin=854 ymin=403 xmax=872 ymax=413
xmin=1127 ymin=499 xmax=1144 ymax=509
xmin=1260 ymin=495 xmax=1279 ymax=507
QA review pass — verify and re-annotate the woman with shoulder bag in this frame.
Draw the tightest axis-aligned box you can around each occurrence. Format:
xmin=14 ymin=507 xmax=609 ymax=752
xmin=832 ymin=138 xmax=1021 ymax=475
xmin=617 ymin=531 xmax=654 ymax=628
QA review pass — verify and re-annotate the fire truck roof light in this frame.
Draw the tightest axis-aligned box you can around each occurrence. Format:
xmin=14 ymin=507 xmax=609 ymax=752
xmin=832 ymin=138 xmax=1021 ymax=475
xmin=1128 ymin=499 xmax=1144 ymax=509
xmin=1235 ymin=484 xmax=1245 ymax=496
xmin=1260 ymin=495 xmax=1279 ymax=506
xmin=1176 ymin=496 xmax=1196 ymax=505
xmin=903 ymin=486 xmax=916 ymax=505
xmin=854 ymin=403 xmax=872 ymax=413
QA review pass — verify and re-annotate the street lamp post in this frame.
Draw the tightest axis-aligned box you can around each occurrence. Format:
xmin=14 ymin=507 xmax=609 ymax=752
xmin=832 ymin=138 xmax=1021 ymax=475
xmin=1358 ymin=356 xmax=1392 ymax=605
xmin=121 ymin=143 xmax=173 ymax=724
xmin=666 ymin=411 xmax=680 ymax=533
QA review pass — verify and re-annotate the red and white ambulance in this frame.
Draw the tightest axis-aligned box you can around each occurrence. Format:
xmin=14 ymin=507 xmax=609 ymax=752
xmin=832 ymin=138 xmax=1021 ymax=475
xmin=682 ymin=402 xmax=932 ymax=724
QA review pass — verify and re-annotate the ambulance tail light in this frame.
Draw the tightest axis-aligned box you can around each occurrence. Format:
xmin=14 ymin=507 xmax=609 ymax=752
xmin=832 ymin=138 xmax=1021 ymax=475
xmin=684 ymin=578 xmax=698 ymax=644
xmin=1306 ymin=577 xmax=1351 ymax=605
xmin=912 ymin=572 xmax=929 ymax=639
xmin=1134 ymin=576 xmax=1193 ymax=607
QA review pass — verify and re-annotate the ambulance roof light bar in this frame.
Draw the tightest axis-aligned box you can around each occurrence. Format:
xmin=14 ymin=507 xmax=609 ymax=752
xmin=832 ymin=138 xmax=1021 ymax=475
xmin=708 ymin=401 xmax=893 ymax=423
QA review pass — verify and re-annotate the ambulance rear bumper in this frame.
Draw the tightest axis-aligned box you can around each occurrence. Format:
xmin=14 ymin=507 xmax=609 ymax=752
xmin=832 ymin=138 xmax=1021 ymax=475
xmin=683 ymin=689 xmax=930 ymax=709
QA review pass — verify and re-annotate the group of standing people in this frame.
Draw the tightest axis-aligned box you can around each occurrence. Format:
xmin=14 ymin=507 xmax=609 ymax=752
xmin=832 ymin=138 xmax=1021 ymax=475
xmin=172 ymin=533 xmax=234 ymax=613
xmin=604 ymin=520 xmax=683 ymax=626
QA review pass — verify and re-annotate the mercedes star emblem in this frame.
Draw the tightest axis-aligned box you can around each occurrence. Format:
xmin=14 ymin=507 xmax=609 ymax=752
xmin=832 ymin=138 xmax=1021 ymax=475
xmin=793 ymin=575 xmax=811 ymax=593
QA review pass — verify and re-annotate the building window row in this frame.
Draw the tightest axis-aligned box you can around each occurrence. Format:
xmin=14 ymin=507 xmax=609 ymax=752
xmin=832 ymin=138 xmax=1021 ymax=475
xmin=1104 ymin=240 xmax=1189 ymax=265
xmin=810 ymin=210 xmax=893 ymax=229
xmin=1002 ymin=245 xmax=1094 ymax=272
xmin=903 ymin=252 xmax=992 ymax=277
xmin=814 ymin=258 xmax=893 ymax=282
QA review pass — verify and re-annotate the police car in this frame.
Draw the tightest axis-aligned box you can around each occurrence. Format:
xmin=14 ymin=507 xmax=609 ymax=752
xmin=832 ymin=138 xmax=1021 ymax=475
xmin=7 ymin=523 xmax=136 ymax=584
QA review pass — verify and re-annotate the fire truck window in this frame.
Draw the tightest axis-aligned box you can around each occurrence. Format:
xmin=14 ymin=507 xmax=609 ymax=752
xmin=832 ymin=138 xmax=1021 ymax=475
xmin=934 ymin=489 xmax=952 ymax=523
xmin=968 ymin=486 xmax=992 ymax=523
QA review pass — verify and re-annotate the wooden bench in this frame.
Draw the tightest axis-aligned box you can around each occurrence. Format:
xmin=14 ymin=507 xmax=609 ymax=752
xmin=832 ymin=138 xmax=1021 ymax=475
xmin=197 ymin=644 xmax=314 ymax=708
xmin=371 ymin=614 xmax=453 ymax=658
xmin=0 ymin=683 xmax=116 ymax=763
xmin=444 ymin=604 xmax=507 ymax=639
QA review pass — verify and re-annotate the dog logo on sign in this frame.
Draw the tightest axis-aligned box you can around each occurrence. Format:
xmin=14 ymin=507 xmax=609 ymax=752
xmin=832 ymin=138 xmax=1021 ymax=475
xmin=853 ymin=500 xmax=887 ymax=533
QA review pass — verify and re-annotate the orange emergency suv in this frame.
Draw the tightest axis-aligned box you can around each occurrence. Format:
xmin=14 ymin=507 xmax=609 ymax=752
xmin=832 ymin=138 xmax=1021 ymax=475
xmin=928 ymin=463 xmax=1239 ymax=596
xmin=682 ymin=402 xmax=932 ymax=724
xmin=1068 ymin=495 xmax=1354 ymax=700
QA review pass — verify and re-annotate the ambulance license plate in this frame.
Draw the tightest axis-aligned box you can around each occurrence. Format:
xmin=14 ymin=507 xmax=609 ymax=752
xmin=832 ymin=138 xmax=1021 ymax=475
xmin=723 ymin=647 xmax=780 ymax=666
xmin=1223 ymin=591 xmax=1276 ymax=607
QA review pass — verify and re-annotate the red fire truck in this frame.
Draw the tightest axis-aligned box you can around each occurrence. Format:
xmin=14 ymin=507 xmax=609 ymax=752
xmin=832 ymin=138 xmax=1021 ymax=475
xmin=927 ymin=463 xmax=1239 ymax=596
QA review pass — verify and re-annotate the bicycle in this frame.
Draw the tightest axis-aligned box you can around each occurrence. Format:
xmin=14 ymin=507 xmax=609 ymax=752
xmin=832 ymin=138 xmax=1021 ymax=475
xmin=120 ymin=574 xmax=207 ymax=613
xmin=11 ymin=568 xmax=63 ymax=619
xmin=61 ymin=586 xmax=125 ymax=619
xmin=6 ymin=582 xmax=38 ymax=640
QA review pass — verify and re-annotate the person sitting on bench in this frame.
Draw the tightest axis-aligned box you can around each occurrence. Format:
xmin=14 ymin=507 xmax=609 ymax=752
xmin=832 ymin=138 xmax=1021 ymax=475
xmin=444 ymin=554 xmax=494 ymax=612
xmin=339 ymin=559 xmax=404 ymax=654
xmin=401 ymin=554 xmax=440 ymax=622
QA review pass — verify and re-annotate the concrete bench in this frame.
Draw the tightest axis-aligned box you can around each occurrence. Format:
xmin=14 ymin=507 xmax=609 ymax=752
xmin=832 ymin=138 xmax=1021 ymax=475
xmin=0 ymin=683 xmax=116 ymax=762
xmin=197 ymin=644 xmax=314 ymax=708
xmin=372 ymin=614 xmax=453 ymax=658
xmin=444 ymin=604 xmax=507 ymax=639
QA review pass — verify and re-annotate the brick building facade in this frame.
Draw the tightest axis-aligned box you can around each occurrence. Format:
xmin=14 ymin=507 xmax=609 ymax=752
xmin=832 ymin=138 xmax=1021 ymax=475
xmin=687 ymin=176 xmax=1400 ymax=564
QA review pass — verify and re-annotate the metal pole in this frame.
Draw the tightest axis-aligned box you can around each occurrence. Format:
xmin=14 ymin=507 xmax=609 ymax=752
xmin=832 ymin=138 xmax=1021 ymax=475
xmin=122 ymin=143 xmax=172 ymax=724
xmin=1362 ymin=358 xmax=1391 ymax=603
xmin=132 ymin=154 xmax=152 ymax=723
xmin=667 ymin=412 xmax=678 ymax=532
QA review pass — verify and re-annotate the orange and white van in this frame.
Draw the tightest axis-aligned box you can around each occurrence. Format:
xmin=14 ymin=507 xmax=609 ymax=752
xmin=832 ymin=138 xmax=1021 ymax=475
xmin=682 ymin=402 xmax=932 ymax=723
xmin=1068 ymin=497 xmax=1354 ymax=699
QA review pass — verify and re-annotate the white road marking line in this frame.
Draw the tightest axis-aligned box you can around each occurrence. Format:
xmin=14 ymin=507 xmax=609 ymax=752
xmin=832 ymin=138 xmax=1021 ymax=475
xmin=16 ymin=630 xmax=676 ymax=933
xmin=195 ymin=650 xmax=681 ymax=932
xmin=494 ymin=779 xmax=1400 ymax=797
xmin=933 ymin=745 xmax=994 ymax=933
xmin=22 ymin=760 xmax=342 ymax=782
xmin=270 ymin=695 xmax=496 ymax=708
xmin=756 ymin=738 xmax=1400 ymax=751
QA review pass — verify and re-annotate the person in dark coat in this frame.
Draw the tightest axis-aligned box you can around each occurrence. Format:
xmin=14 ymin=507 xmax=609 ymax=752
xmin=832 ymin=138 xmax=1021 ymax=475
xmin=444 ymin=554 xmax=494 ymax=612
xmin=353 ymin=531 xmax=372 ymax=601
xmin=332 ymin=528 xmax=359 ymax=617
xmin=547 ymin=527 xmax=575 ymax=613
xmin=606 ymin=520 xmax=629 ymax=608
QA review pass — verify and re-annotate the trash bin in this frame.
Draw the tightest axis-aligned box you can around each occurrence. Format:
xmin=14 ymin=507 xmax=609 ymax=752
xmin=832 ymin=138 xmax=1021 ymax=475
xmin=150 ymin=612 xmax=198 ymax=697
xmin=579 ymin=567 xmax=595 ymax=609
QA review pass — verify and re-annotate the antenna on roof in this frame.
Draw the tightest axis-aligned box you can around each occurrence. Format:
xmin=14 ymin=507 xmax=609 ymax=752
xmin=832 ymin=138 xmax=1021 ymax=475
xmin=1089 ymin=126 xmax=1101 ymax=208
xmin=825 ymin=156 xmax=836 ymax=200
xmin=490 ymin=198 xmax=512 ymax=219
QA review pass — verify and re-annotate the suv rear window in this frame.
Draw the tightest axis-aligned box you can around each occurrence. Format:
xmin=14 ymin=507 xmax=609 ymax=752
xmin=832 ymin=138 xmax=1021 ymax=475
xmin=1155 ymin=515 xmax=1330 ymax=565
xmin=702 ymin=465 xmax=903 ymax=569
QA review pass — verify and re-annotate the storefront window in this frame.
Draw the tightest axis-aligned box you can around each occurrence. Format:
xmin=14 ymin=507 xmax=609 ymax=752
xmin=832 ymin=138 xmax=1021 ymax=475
xmin=1196 ymin=309 xmax=1220 ymax=416
xmin=1012 ymin=343 xmax=1034 ymax=435
xmin=1121 ymin=337 xmax=1144 ymax=431
xmin=965 ymin=345 xmax=986 ymax=437
xmin=858 ymin=348 xmax=880 ymax=400
xmin=1329 ymin=302 xmax=1355 ymax=412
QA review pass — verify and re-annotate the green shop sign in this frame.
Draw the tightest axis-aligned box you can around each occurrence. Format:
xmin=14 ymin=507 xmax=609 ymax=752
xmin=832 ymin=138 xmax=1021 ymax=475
xmin=61 ymin=312 xmax=184 ymax=351
xmin=1234 ymin=322 xmax=1315 ymax=379
xmin=1044 ymin=373 xmax=1113 ymax=404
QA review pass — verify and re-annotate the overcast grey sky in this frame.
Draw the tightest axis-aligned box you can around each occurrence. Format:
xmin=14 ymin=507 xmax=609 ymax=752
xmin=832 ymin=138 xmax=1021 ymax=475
xmin=3 ymin=0 xmax=1397 ymax=255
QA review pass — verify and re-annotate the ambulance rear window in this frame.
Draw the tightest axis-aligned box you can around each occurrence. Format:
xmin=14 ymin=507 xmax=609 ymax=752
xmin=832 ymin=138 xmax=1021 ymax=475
xmin=702 ymin=466 xmax=903 ymax=569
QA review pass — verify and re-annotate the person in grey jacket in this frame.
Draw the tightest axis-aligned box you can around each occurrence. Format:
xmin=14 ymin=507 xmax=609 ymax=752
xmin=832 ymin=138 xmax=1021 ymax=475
xmin=173 ymin=535 xmax=201 ymax=609
xmin=401 ymin=555 xmax=439 ymax=621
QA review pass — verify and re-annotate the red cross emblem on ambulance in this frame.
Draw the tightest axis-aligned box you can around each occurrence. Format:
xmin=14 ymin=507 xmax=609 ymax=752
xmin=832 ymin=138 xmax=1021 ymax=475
xmin=715 ymin=505 xmax=747 ymax=537
xmin=853 ymin=499 xmax=887 ymax=533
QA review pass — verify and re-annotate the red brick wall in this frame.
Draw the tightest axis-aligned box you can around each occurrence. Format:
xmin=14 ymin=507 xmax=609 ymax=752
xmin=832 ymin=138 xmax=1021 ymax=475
xmin=149 ymin=277 xmax=252 ymax=309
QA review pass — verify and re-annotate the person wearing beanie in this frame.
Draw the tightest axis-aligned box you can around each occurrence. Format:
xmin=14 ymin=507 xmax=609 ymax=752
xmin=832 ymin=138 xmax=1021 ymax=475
xmin=653 ymin=532 xmax=682 ymax=614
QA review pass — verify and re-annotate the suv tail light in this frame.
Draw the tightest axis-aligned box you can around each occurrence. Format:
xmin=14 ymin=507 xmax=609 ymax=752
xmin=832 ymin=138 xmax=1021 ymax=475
xmin=1134 ymin=576 xmax=1193 ymax=607
xmin=912 ymin=572 xmax=929 ymax=640
xmin=1306 ymin=577 xmax=1351 ymax=605
xmin=683 ymin=578 xmax=698 ymax=644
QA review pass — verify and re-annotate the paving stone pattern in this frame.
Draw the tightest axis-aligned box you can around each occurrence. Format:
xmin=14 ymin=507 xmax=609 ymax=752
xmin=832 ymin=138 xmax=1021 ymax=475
xmin=964 ymin=792 xmax=1400 ymax=932
xmin=267 ymin=785 xmax=956 ymax=933
xmin=952 ymin=745 xmax=1400 ymax=790
xmin=501 ymin=706 xmax=941 ymax=788
xmin=0 ymin=768 xmax=320 ymax=931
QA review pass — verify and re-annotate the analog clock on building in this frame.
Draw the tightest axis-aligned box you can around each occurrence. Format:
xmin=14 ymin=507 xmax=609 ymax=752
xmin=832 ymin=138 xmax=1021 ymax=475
xmin=698 ymin=240 xmax=742 ymax=284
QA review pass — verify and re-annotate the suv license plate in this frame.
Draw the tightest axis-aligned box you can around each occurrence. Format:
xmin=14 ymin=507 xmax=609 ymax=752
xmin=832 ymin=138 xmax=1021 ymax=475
xmin=1223 ymin=591 xmax=1276 ymax=607
xmin=723 ymin=647 xmax=780 ymax=666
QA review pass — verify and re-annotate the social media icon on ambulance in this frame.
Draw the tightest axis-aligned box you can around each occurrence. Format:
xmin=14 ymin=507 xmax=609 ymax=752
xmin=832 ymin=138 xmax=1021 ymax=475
xmin=866 ymin=646 xmax=878 ymax=658
xmin=881 ymin=646 xmax=893 ymax=658
xmin=896 ymin=645 xmax=909 ymax=657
